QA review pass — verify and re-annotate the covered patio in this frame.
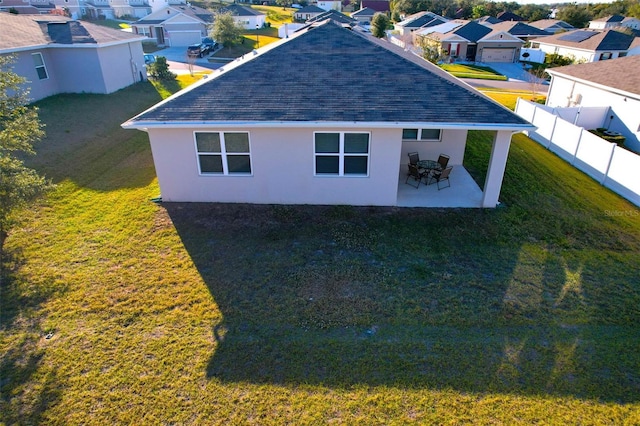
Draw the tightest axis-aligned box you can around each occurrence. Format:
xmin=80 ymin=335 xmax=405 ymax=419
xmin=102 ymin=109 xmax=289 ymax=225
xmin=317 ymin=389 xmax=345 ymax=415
xmin=396 ymin=165 xmax=484 ymax=208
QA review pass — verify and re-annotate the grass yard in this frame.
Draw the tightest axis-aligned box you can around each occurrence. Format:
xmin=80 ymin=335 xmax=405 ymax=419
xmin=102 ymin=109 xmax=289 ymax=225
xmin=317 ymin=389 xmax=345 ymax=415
xmin=441 ymin=63 xmax=508 ymax=81
xmin=252 ymin=5 xmax=296 ymax=27
xmin=477 ymin=88 xmax=546 ymax=111
xmin=1 ymin=73 xmax=640 ymax=424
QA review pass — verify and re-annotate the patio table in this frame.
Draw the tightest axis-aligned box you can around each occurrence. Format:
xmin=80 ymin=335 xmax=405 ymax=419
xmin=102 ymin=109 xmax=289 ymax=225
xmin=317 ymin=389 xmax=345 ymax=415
xmin=417 ymin=159 xmax=441 ymax=172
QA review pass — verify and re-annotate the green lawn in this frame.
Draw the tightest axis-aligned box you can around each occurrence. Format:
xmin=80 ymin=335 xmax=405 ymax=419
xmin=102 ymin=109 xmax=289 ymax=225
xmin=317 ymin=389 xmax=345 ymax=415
xmin=478 ymin=88 xmax=546 ymax=111
xmin=1 ymin=76 xmax=640 ymax=424
xmin=441 ymin=63 xmax=508 ymax=81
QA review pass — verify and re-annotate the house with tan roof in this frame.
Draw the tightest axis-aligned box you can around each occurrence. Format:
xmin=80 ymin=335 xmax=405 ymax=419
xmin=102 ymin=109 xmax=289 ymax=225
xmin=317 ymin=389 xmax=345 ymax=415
xmin=531 ymin=29 xmax=639 ymax=62
xmin=546 ymin=55 xmax=640 ymax=152
xmin=122 ymin=20 xmax=534 ymax=208
xmin=0 ymin=13 xmax=147 ymax=102
xmin=528 ymin=19 xmax=574 ymax=34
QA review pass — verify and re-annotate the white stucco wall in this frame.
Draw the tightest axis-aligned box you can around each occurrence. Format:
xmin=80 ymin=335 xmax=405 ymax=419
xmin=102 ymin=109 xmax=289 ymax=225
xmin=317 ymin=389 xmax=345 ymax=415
xmin=147 ymin=126 xmax=462 ymax=205
xmin=400 ymin=128 xmax=468 ymax=167
xmin=547 ymin=75 xmax=640 ymax=152
xmin=537 ymin=43 xmax=628 ymax=62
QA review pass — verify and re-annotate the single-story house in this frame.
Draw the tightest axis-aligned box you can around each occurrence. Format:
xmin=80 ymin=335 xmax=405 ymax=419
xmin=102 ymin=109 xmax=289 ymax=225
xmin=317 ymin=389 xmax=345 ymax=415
xmin=306 ymin=9 xmax=356 ymax=25
xmin=361 ymin=0 xmax=389 ymax=13
xmin=294 ymin=5 xmax=325 ymax=22
xmin=131 ymin=4 xmax=213 ymax=46
xmin=122 ymin=19 xmax=533 ymax=208
xmin=588 ymin=14 xmax=625 ymax=30
xmin=0 ymin=0 xmax=55 ymax=14
xmin=350 ymin=7 xmax=377 ymax=25
xmin=496 ymin=11 xmax=525 ymax=22
xmin=316 ymin=0 xmax=342 ymax=12
xmin=528 ymin=19 xmax=574 ymax=34
xmin=394 ymin=11 xmax=448 ymax=37
xmin=475 ymin=16 xmax=503 ymax=25
xmin=220 ymin=4 xmax=266 ymax=30
xmin=414 ymin=20 xmax=523 ymax=63
xmin=0 ymin=14 xmax=147 ymax=102
xmin=545 ymin=55 xmax=640 ymax=152
xmin=484 ymin=21 xmax=552 ymax=42
xmin=531 ymin=29 xmax=640 ymax=62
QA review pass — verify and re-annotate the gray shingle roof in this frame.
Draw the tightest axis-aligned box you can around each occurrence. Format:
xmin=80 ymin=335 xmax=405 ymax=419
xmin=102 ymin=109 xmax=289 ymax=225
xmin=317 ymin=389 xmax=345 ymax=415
xmin=453 ymin=21 xmax=492 ymax=42
xmin=535 ymin=29 xmax=637 ymax=51
xmin=127 ymin=21 xmax=530 ymax=127
xmin=221 ymin=4 xmax=265 ymax=17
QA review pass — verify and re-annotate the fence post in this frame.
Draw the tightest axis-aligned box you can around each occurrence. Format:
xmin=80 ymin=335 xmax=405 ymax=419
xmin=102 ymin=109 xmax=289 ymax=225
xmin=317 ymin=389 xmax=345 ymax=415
xmin=571 ymin=128 xmax=583 ymax=166
xmin=546 ymin=115 xmax=557 ymax=149
xmin=601 ymin=143 xmax=616 ymax=186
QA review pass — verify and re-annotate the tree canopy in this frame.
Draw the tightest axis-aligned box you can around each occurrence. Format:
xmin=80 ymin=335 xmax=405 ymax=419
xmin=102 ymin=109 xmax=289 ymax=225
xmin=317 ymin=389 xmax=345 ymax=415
xmin=371 ymin=13 xmax=390 ymax=38
xmin=210 ymin=11 xmax=244 ymax=48
xmin=0 ymin=55 xmax=51 ymax=255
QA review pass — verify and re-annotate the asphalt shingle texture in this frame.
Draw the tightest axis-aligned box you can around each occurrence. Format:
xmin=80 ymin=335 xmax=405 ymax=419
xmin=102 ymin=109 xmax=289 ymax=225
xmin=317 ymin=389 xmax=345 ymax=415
xmin=133 ymin=21 xmax=530 ymax=126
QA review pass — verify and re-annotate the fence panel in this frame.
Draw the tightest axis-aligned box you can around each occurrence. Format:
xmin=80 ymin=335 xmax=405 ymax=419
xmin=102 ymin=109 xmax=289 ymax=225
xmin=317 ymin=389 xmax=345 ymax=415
xmin=605 ymin=148 xmax=640 ymax=206
xmin=574 ymin=131 xmax=614 ymax=180
xmin=549 ymin=117 xmax=581 ymax=162
xmin=515 ymin=99 xmax=640 ymax=207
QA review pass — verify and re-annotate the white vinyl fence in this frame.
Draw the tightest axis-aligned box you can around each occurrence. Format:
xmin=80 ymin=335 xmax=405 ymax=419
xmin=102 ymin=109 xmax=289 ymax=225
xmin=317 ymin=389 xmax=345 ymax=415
xmin=515 ymin=99 xmax=640 ymax=206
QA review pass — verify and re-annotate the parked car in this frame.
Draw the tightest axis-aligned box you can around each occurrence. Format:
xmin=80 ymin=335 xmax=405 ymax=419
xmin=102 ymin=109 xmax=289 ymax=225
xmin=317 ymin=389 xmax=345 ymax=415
xmin=187 ymin=43 xmax=209 ymax=58
xmin=144 ymin=54 xmax=156 ymax=65
xmin=201 ymin=37 xmax=219 ymax=51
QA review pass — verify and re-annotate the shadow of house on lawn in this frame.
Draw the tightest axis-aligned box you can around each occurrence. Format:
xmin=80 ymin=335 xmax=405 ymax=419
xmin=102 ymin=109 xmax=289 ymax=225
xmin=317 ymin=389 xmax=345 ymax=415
xmin=164 ymin=202 xmax=640 ymax=404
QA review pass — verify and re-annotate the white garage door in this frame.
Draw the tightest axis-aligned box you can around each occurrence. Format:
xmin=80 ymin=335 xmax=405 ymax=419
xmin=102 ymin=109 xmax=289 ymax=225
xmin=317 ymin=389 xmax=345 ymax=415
xmin=481 ymin=48 xmax=515 ymax=63
xmin=168 ymin=31 xmax=201 ymax=47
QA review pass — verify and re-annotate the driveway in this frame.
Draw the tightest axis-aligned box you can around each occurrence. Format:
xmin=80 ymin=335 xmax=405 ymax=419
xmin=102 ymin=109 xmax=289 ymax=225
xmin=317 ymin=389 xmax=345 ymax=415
xmin=151 ymin=46 xmax=223 ymax=74
xmin=482 ymin=62 xmax=548 ymax=85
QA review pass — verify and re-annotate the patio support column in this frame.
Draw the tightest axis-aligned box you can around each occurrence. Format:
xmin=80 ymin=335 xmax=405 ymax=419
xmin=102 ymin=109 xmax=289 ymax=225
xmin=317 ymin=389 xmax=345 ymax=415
xmin=481 ymin=130 xmax=513 ymax=208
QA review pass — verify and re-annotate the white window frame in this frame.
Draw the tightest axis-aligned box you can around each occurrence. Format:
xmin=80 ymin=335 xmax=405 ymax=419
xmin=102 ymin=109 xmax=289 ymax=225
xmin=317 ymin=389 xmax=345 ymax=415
xmin=402 ymin=128 xmax=442 ymax=142
xmin=194 ymin=131 xmax=252 ymax=176
xmin=32 ymin=53 xmax=48 ymax=80
xmin=313 ymin=131 xmax=370 ymax=177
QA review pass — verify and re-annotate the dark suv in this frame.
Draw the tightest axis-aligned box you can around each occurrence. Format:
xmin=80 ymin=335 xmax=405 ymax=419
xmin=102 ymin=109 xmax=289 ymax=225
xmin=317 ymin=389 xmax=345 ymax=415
xmin=187 ymin=43 xmax=209 ymax=58
xmin=201 ymin=37 xmax=218 ymax=51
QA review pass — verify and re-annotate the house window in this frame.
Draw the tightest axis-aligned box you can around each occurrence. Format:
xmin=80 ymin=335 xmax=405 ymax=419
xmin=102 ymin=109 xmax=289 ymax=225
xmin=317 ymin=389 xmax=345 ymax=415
xmin=314 ymin=132 xmax=369 ymax=176
xmin=599 ymin=52 xmax=612 ymax=60
xmin=32 ymin=53 xmax=48 ymax=80
xmin=195 ymin=132 xmax=252 ymax=175
xmin=619 ymin=52 xmax=627 ymax=57
xmin=402 ymin=128 xmax=441 ymax=141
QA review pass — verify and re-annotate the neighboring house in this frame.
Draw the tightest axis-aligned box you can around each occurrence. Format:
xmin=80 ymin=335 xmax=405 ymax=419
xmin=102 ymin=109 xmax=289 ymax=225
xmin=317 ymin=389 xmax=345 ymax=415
xmin=415 ymin=20 xmax=523 ymax=62
xmin=306 ymin=9 xmax=356 ymax=25
xmin=351 ymin=7 xmax=377 ymax=25
xmin=316 ymin=0 xmax=342 ymax=12
xmin=484 ymin=21 xmax=552 ymax=42
xmin=475 ymin=16 xmax=503 ymax=25
xmin=0 ymin=14 xmax=147 ymax=102
xmin=394 ymin=11 xmax=448 ymax=37
xmin=220 ymin=4 xmax=266 ymax=30
xmin=110 ymin=0 xmax=152 ymax=19
xmin=545 ymin=55 xmax=640 ymax=152
xmin=131 ymin=4 xmax=213 ymax=46
xmin=620 ymin=17 xmax=640 ymax=30
xmin=496 ymin=11 xmax=525 ymax=22
xmin=0 ymin=0 xmax=55 ymax=14
xmin=528 ymin=19 xmax=574 ymax=34
xmin=122 ymin=20 xmax=533 ymax=208
xmin=532 ymin=29 xmax=639 ymax=62
xmin=589 ymin=14 xmax=625 ymax=30
xmin=361 ymin=0 xmax=389 ymax=13
xmin=294 ymin=5 xmax=325 ymax=21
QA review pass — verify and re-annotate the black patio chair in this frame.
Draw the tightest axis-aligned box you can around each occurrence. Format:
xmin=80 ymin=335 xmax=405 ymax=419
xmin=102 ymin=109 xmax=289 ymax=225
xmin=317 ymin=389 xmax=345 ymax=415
xmin=437 ymin=153 xmax=450 ymax=169
xmin=408 ymin=152 xmax=419 ymax=166
xmin=405 ymin=164 xmax=427 ymax=188
xmin=427 ymin=166 xmax=452 ymax=190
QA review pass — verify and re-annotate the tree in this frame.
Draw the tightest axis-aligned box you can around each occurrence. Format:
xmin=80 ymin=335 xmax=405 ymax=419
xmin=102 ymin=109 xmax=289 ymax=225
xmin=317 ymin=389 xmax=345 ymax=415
xmin=0 ymin=56 xmax=52 ymax=256
xmin=147 ymin=56 xmax=176 ymax=80
xmin=371 ymin=13 xmax=390 ymax=38
xmin=555 ymin=4 xmax=592 ymax=29
xmin=210 ymin=11 xmax=244 ymax=48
